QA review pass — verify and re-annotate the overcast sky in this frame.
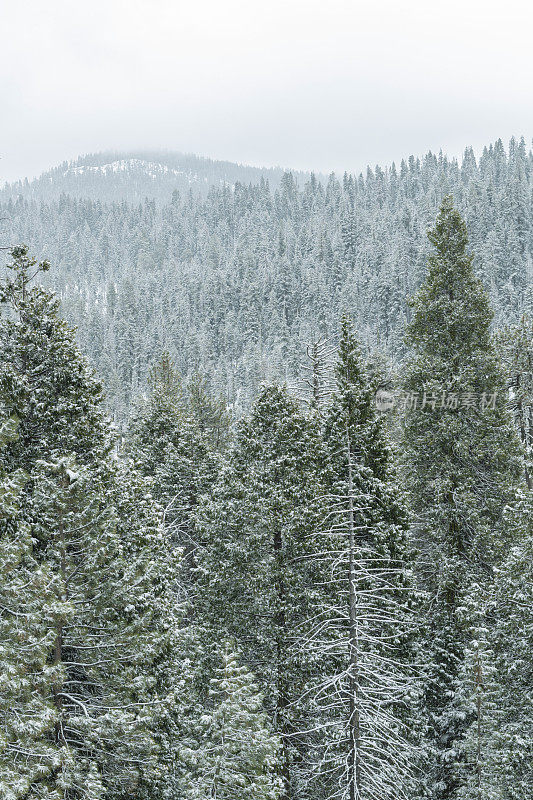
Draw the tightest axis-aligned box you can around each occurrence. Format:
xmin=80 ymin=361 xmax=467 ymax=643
xmin=1 ymin=0 xmax=532 ymax=183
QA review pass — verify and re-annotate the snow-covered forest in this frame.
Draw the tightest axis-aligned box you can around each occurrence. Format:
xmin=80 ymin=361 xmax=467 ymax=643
xmin=1 ymin=138 xmax=531 ymax=419
xmin=0 ymin=142 xmax=532 ymax=800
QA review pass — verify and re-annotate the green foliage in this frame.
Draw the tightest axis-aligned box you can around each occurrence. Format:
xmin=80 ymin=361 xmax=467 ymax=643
xmin=180 ymin=643 xmax=282 ymax=800
xmin=0 ymin=250 xmax=185 ymax=798
xmin=402 ymin=199 xmax=523 ymax=799
xmin=459 ymin=492 xmax=533 ymax=800
xmin=198 ymin=385 xmax=327 ymax=796
xmin=126 ymin=353 xmax=219 ymax=603
xmin=185 ymin=372 xmax=231 ymax=450
xmin=1 ymin=159 xmax=532 ymax=800
xmin=0 ymin=411 xmax=58 ymax=799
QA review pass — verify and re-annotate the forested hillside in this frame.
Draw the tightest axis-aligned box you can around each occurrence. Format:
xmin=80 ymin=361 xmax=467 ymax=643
xmin=0 ymin=151 xmax=316 ymax=204
xmin=1 ymin=159 xmax=532 ymax=797
xmin=1 ymin=137 xmax=532 ymax=418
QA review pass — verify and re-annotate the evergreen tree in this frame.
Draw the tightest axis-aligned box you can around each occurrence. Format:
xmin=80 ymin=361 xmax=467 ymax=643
xmin=486 ymin=490 xmax=533 ymax=800
xmin=0 ymin=248 xmax=184 ymax=798
xmin=457 ymin=480 xmax=533 ymax=800
xmin=304 ymin=317 xmax=417 ymax=800
xmin=402 ymin=199 xmax=522 ymax=799
xmin=27 ymin=457 xmax=165 ymax=798
xmin=179 ymin=643 xmax=282 ymax=800
xmin=495 ymin=315 xmax=533 ymax=489
xmin=0 ymin=246 xmax=109 ymax=473
xmin=125 ymin=353 xmax=218 ymax=599
xmin=185 ymin=371 xmax=231 ymax=451
xmin=198 ymin=385 xmax=327 ymax=799
xmin=0 ymin=411 xmax=58 ymax=798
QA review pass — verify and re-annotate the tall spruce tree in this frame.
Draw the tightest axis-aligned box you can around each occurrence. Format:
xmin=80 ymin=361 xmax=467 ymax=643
xmin=401 ymin=199 xmax=522 ymax=799
xmin=198 ymin=385 xmax=327 ymax=799
xmin=0 ymin=248 xmax=184 ymax=797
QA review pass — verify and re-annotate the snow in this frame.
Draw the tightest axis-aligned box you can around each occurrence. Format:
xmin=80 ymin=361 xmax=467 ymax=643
xmin=63 ymin=158 xmax=201 ymax=183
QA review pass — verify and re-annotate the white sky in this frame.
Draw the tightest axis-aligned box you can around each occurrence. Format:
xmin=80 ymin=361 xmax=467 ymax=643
xmin=1 ymin=0 xmax=532 ymax=182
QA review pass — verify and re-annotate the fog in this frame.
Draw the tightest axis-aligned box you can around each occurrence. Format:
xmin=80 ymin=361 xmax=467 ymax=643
xmin=1 ymin=0 xmax=532 ymax=182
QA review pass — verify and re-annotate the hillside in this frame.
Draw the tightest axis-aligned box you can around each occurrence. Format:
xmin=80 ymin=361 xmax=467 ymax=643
xmin=1 ymin=137 xmax=532 ymax=419
xmin=0 ymin=150 xmax=318 ymax=204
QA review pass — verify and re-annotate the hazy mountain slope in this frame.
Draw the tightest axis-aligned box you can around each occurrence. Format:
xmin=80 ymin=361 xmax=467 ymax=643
xmin=1 ymin=138 xmax=531 ymax=419
xmin=0 ymin=150 xmax=319 ymax=204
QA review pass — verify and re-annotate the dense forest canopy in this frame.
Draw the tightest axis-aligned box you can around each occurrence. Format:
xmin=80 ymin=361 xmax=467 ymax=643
xmin=0 ymin=134 xmax=532 ymax=799
xmin=1 ymin=137 xmax=531 ymax=418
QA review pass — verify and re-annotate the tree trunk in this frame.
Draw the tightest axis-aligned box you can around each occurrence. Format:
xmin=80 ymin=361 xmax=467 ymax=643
xmin=346 ymin=427 xmax=361 ymax=800
xmin=475 ymin=644 xmax=483 ymax=800
xmin=53 ymin=472 xmax=69 ymax=746
xmin=274 ymin=524 xmax=290 ymax=800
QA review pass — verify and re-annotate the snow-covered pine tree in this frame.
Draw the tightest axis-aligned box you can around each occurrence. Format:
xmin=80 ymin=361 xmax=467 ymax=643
xmin=0 ymin=246 xmax=109 ymax=472
xmin=303 ymin=316 xmax=417 ymax=800
xmin=401 ymin=198 xmax=522 ymax=799
xmin=28 ymin=457 xmax=162 ymax=797
xmin=0 ymin=248 xmax=184 ymax=797
xmin=125 ymin=352 xmax=219 ymax=600
xmin=0 ymin=409 xmax=58 ymax=798
xmin=198 ymin=385 xmax=327 ymax=799
xmin=185 ymin=371 xmax=231 ymax=450
xmin=485 ymin=489 xmax=533 ymax=800
xmin=452 ymin=316 xmax=533 ymax=799
xmin=456 ymin=489 xmax=532 ymax=800
xmin=179 ymin=642 xmax=282 ymax=800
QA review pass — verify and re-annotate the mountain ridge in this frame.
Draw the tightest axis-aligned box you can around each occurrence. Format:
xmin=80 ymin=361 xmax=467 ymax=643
xmin=1 ymin=149 xmax=322 ymax=204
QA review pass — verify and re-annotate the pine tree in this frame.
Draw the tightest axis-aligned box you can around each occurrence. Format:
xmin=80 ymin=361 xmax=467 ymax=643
xmin=198 ymin=385 xmax=327 ymax=799
xmin=0 ymin=246 xmax=109 ymax=473
xmin=0 ymin=248 xmax=184 ymax=797
xmin=456 ymin=483 xmax=533 ymax=800
xmin=486 ymin=490 xmax=533 ymax=800
xmin=303 ymin=317 xmax=417 ymax=800
xmin=28 ymin=457 xmax=163 ymax=797
xmin=125 ymin=353 xmax=218 ymax=599
xmin=186 ymin=372 xmax=231 ymax=451
xmin=0 ymin=410 xmax=58 ymax=798
xmin=179 ymin=643 xmax=282 ymax=800
xmin=402 ymin=199 xmax=522 ymax=799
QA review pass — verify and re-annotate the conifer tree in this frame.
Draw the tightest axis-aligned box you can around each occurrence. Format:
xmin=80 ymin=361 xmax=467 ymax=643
xmin=126 ymin=353 xmax=218 ymax=598
xmin=179 ymin=643 xmax=282 ymax=800
xmin=402 ymin=199 xmax=522 ymax=799
xmin=0 ymin=246 xmax=109 ymax=472
xmin=304 ymin=317 xmax=417 ymax=800
xmin=456 ymin=487 xmax=533 ymax=800
xmin=495 ymin=315 xmax=533 ymax=489
xmin=486 ymin=492 xmax=533 ymax=800
xmin=27 ymin=457 xmax=166 ymax=797
xmin=0 ymin=411 xmax=58 ymax=798
xmin=186 ymin=371 xmax=231 ymax=450
xmin=198 ymin=385 xmax=327 ymax=799
xmin=0 ymin=248 xmax=184 ymax=797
